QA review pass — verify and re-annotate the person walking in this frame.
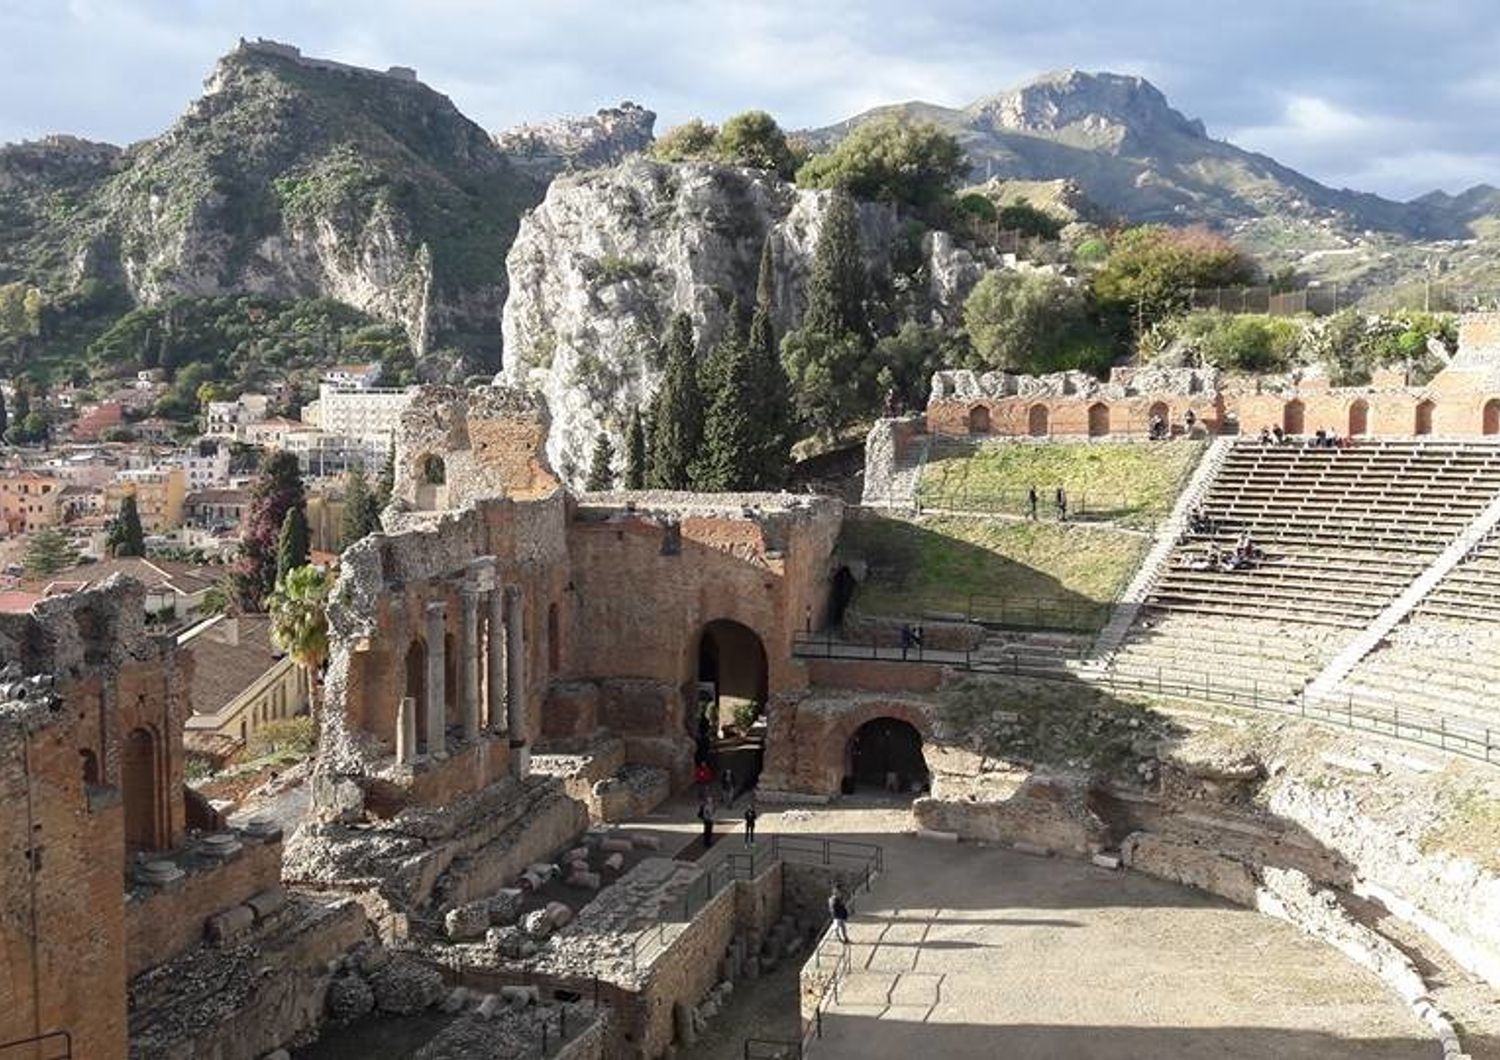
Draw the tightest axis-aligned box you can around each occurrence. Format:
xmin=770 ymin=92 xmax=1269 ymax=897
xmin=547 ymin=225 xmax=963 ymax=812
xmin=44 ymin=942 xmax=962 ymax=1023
xmin=743 ymin=800 xmax=758 ymax=846
xmin=1027 ymin=485 xmax=1038 ymax=520
xmin=828 ymin=886 xmax=851 ymax=944
xmin=698 ymin=799 xmax=716 ymax=849
xmin=1055 ymin=486 xmax=1068 ymax=522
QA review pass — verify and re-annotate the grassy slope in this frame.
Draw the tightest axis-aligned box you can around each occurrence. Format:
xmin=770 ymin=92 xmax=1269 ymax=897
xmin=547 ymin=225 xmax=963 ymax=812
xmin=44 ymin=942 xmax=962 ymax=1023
xmin=919 ymin=440 xmax=1204 ymax=528
xmin=840 ymin=514 xmax=1148 ymax=629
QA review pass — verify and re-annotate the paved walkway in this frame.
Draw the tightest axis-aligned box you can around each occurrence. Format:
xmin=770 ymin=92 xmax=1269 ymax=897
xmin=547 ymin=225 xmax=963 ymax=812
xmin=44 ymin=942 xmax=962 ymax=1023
xmin=763 ymin=803 xmax=1431 ymax=1060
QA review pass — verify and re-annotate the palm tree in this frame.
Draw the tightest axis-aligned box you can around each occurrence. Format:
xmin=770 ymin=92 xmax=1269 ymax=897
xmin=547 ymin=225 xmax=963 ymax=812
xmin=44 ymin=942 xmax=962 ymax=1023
xmin=268 ymin=564 xmax=332 ymax=710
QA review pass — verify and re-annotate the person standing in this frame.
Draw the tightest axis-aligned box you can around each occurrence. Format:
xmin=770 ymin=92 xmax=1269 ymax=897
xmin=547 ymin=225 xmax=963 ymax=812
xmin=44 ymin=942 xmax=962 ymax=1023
xmin=743 ymin=800 xmax=758 ymax=846
xmin=721 ymin=765 xmax=735 ymax=805
xmin=1027 ymin=485 xmax=1038 ymax=520
xmin=828 ymin=886 xmax=850 ymax=944
xmin=698 ymin=799 xmax=716 ymax=849
xmin=1055 ymin=487 xmax=1068 ymax=522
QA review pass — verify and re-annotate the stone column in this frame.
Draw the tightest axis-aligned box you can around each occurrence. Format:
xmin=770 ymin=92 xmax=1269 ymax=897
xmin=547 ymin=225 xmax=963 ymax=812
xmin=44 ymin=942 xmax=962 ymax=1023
xmin=504 ymin=586 xmax=528 ymax=777
xmin=487 ymin=586 xmax=507 ymax=735
xmin=424 ymin=601 xmax=447 ymax=759
xmin=460 ymin=589 xmax=481 ymax=743
xmin=396 ymin=695 xmax=416 ymax=765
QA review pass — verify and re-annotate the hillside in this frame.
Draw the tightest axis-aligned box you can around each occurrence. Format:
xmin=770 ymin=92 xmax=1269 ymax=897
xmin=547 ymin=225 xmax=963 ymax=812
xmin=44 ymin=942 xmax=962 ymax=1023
xmin=1 ymin=40 xmax=547 ymax=372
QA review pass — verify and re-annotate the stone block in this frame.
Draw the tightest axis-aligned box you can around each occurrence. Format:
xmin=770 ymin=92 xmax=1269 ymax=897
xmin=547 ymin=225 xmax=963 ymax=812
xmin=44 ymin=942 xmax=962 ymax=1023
xmin=369 ymin=954 xmax=444 ymax=1015
xmin=521 ymin=908 xmax=554 ymax=939
xmin=326 ymin=974 xmax=375 ymax=1023
xmin=246 ymin=887 xmax=288 ymax=921
xmin=545 ymin=900 xmax=573 ymax=928
xmin=1091 ymin=853 xmax=1123 ymax=870
xmin=566 ymin=870 xmax=602 ymax=891
xmin=476 ymin=993 xmax=501 ymax=1020
xmin=441 ymin=987 xmax=470 ymax=1013
xmin=446 ymin=902 xmax=491 ymax=941
xmin=205 ymin=905 xmax=256 ymax=945
xmin=487 ymin=888 xmax=525 ymax=925
xmin=600 ymin=838 xmax=634 ymax=854
xmin=631 ymin=833 xmax=662 ymax=850
xmin=501 ymin=984 xmax=539 ymax=1007
xmin=603 ymin=852 xmax=625 ymax=872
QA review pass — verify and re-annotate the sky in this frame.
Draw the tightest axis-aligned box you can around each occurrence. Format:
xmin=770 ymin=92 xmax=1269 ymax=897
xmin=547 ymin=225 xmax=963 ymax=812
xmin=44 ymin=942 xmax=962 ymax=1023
xmin=2 ymin=0 xmax=1498 ymax=201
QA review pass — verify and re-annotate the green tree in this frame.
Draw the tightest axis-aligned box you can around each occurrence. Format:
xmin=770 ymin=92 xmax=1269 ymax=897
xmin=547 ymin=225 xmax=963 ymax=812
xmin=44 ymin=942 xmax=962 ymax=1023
xmin=23 ymin=526 xmax=78 ymax=577
xmin=873 ymin=322 xmax=964 ymax=410
xmin=624 ymin=407 xmax=647 ymax=489
xmin=1093 ymin=225 xmax=1256 ymax=333
xmin=780 ymin=328 xmax=871 ymax=436
xmin=586 ymin=432 xmax=615 ymax=491
xmin=652 ymin=119 xmax=719 ymax=162
xmin=804 ymin=190 xmax=868 ymax=339
xmin=696 ymin=338 xmax=762 ymax=491
xmin=234 ymin=450 xmax=306 ymax=610
xmin=716 ymin=110 xmax=797 ymax=178
xmin=0 ymin=385 xmax=8 ymax=438
xmin=744 ymin=239 xmax=793 ymax=487
xmin=339 ymin=467 xmax=380 ymax=550
xmin=963 ymin=269 xmax=1090 ymax=371
xmin=998 ymin=199 xmax=1062 ymax=240
xmin=276 ymin=505 xmax=311 ymax=588
xmin=268 ymin=563 xmax=331 ymax=708
xmin=647 ymin=314 xmax=704 ymax=489
xmin=375 ymin=442 xmax=395 ymax=509
xmin=107 ymin=493 xmax=146 ymax=557
xmin=797 ymin=116 xmax=966 ymax=212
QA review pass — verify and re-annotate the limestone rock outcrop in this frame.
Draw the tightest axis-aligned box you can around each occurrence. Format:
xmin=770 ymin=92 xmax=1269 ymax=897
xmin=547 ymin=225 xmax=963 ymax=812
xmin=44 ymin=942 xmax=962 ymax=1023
xmin=500 ymin=158 xmax=993 ymax=484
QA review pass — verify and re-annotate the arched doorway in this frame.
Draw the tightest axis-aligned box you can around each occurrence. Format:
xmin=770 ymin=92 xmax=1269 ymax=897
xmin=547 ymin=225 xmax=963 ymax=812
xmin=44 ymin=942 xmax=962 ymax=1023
xmin=405 ymin=637 xmax=428 ymax=753
xmin=967 ymin=405 xmax=992 ymax=434
xmin=443 ymin=632 xmax=459 ymax=728
xmin=122 ymin=727 xmax=161 ymax=853
xmin=1485 ymin=399 xmax=1500 ymax=436
xmin=1087 ymin=403 xmax=1109 ymax=437
xmin=1027 ymin=404 xmax=1050 ymax=437
xmin=696 ymin=620 xmax=768 ymax=734
xmin=1415 ymin=400 xmax=1435 ymax=436
xmin=1348 ymin=400 xmax=1369 ymax=437
xmin=547 ymin=603 xmax=560 ymax=674
xmin=1284 ymin=400 xmax=1305 ymax=436
xmin=829 ymin=566 xmax=857 ymax=627
xmin=846 ymin=717 xmax=928 ymax=794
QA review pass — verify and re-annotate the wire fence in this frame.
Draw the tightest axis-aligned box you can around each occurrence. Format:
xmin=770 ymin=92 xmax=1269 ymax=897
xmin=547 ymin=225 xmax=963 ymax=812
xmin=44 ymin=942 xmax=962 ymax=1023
xmin=1184 ymin=283 xmax=1500 ymax=318
xmin=791 ymin=632 xmax=1498 ymax=765
xmin=838 ymin=593 xmax=1112 ymax=633
xmin=914 ymin=485 xmax=1154 ymax=525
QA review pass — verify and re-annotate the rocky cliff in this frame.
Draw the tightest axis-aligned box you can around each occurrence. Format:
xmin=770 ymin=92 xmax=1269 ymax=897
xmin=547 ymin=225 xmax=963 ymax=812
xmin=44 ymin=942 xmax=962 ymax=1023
xmin=5 ymin=41 xmax=546 ymax=370
xmin=500 ymin=157 xmax=996 ymax=482
xmin=493 ymin=102 xmax=656 ymax=182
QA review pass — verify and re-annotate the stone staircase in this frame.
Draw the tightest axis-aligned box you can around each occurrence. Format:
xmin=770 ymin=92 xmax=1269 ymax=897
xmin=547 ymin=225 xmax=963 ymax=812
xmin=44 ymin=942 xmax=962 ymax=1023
xmin=1089 ymin=437 xmax=1232 ymax=662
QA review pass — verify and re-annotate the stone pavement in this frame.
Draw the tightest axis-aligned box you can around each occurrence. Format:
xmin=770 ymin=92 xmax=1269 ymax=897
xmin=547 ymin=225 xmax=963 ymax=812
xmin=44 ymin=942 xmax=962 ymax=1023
xmin=779 ymin=804 xmax=1432 ymax=1060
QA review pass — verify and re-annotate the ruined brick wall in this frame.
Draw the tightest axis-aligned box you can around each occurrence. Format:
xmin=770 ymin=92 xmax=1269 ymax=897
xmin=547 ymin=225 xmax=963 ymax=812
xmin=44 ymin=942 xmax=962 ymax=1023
xmin=0 ymin=580 xmax=191 ymax=1060
xmin=761 ymin=694 xmax=937 ymax=796
xmin=124 ymin=837 xmax=283 ymax=976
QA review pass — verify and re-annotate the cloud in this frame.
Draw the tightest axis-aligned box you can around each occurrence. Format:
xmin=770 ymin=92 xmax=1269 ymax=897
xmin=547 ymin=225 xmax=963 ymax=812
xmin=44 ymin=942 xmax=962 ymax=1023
xmin=1 ymin=0 xmax=1496 ymax=199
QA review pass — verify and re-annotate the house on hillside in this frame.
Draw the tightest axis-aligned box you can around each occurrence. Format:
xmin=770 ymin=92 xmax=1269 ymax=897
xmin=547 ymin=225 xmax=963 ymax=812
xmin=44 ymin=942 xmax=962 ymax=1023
xmin=181 ymin=614 xmax=308 ymax=764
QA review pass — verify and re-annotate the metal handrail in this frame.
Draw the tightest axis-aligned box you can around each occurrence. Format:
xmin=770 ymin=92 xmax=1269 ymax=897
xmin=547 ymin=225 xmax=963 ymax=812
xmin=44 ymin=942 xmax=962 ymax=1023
xmin=790 ymin=632 xmax=1496 ymax=765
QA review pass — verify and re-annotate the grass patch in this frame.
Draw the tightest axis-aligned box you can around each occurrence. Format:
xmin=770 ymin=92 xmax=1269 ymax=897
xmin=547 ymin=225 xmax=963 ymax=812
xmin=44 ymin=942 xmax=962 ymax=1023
xmin=839 ymin=513 xmax=1147 ymax=628
xmin=919 ymin=439 xmax=1205 ymax=528
xmin=1421 ymin=787 xmax=1500 ymax=872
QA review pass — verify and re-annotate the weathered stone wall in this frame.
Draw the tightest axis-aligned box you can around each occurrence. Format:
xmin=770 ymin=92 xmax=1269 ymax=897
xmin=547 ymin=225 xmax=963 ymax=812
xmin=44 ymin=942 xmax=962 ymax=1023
xmin=124 ymin=833 xmax=284 ymax=976
xmin=761 ymin=693 xmax=937 ymax=797
xmin=914 ymin=769 xmax=1109 ymax=855
xmin=0 ymin=580 xmax=201 ymax=1060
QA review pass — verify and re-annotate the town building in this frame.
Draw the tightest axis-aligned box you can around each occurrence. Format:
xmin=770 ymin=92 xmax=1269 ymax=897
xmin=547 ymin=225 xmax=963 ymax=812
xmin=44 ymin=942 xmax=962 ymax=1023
xmin=0 ymin=470 xmax=62 ymax=535
xmin=104 ymin=467 xmax=187 ymax=531
xmin=181 ymin=614 xmax=308 ymax=763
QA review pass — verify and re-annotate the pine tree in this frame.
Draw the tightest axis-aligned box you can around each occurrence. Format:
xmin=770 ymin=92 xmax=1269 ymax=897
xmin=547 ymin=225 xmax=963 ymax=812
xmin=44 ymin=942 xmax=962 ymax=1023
xmin=586 ymin=432 xmax=615 ymax=491
xmin=647 ymin=314 xmax=704 ymax=490
xmin=339 ymin=467 xmax=380 ymax=550
xmin=234 ymin=450 xmax=306 ymax=610
xmin=24 ymin=526 xmax=78 ymax=577
xmin=624 ymin=407 xmax=647 ymax=489
xmin=276 ymin=505 xmax=311 ymax=589
xmin=107 ymin=493 xmax=146 ymax=557
xmin=803 ymin=189 xmax=867 ymax=339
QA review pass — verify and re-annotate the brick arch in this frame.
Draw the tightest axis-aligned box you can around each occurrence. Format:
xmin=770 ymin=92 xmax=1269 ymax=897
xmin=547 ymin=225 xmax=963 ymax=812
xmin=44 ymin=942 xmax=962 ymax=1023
xmin=1087 ymin=402 xmax=1110 ymax=437
xmin=824 ymin=700 xmax=934 ymax=791
xmin=1415 ymin=399 xmax=1436 ymax=436
xmin=1485 ymin=398 xmax=1500 ymax=436
xmin=1027 ymin=404 xmax=1050 ymax=437
xmin=1348 ymin=399 xmax=1369 ymax=437
xmin=967 ymin=404 xmax=992 ymax=434
xmin=123 ymin=725 xmax=164 ymax=853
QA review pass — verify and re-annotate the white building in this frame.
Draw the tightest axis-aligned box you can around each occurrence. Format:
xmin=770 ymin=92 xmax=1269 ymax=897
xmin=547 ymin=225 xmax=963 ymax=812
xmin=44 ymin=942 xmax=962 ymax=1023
xmin=301 ymin=382 xmax=416 ymax=438
xmin=175 ymin=443 xmax=232 ymax=490
xmin=321 ymin=362 xmax=383 ymax=390
xmin=206 ymin=393 xmax=271 ymax=438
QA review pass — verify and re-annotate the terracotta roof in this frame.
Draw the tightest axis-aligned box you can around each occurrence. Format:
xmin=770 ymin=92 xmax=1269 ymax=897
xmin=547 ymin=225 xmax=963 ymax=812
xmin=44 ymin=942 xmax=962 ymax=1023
xmin=30 ymin=557 xmax=224 ymax=596
xmin=185 ymin=616 xmax=289 ymax=717
xmin=0 ymin=591 xmax=41 ymax=613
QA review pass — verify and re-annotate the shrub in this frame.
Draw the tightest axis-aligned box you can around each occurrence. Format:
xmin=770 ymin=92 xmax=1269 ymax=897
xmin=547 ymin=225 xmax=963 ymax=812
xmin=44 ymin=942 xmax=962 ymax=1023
xmin=245 ymin=715 xmax=317 ymax=761
xmin=797 ymin=115 xmax=967 ymax=213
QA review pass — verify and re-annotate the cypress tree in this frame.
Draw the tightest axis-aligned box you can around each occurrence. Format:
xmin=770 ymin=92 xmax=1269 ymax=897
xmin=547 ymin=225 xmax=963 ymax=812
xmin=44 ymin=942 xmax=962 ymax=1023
xmin=699 ymin=297 xmax=746 ymax=398
xmin=803 ymin=189 xmax=867 ymax=339
xmin=108 ymin=493 xmax=146 ymax=557
xmin=747 ymin=238 xmax=793 ymax=488
xmin=624 ymin=407 xmax=647 ymax=489
xmin=586 ymin=432 xmax=615 ymax=491
xmin=696 ymin=339 xmax=760 ymax=491
xmin=276 ymin=505 xmax=311 ymax=589
xmin=24 ymin=526 xmax=78 ymax=577
xmin=647 ymin=314 xmax=703 ymax=490
xmin=0 ymin=385 xmax=9 ymax=438
xmin=340 ymin=467 xmax=379 ymax=550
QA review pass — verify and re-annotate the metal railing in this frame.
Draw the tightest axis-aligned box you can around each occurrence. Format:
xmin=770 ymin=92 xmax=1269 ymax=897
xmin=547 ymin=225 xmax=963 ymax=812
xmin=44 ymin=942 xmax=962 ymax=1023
xmin=843 ymin=593 xmax=1111 ymax=633
xmin=791 ymin=633 xmax=1497 ymax=765
xmin=0 ymin=1032 xmax=71 ymax=1059
xmin=914 ymin=484 xmax=1152 ymax=525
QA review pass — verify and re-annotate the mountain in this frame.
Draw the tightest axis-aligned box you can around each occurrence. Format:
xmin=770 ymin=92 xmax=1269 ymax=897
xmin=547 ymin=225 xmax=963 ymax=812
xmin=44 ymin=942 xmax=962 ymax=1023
xmin=494 ymin=101 xmax=656 ymax=182
xmin=1 ymin=39 xmax=549 ymax=370
xmin=813 ymin=70 xmax=1463 ymax=240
